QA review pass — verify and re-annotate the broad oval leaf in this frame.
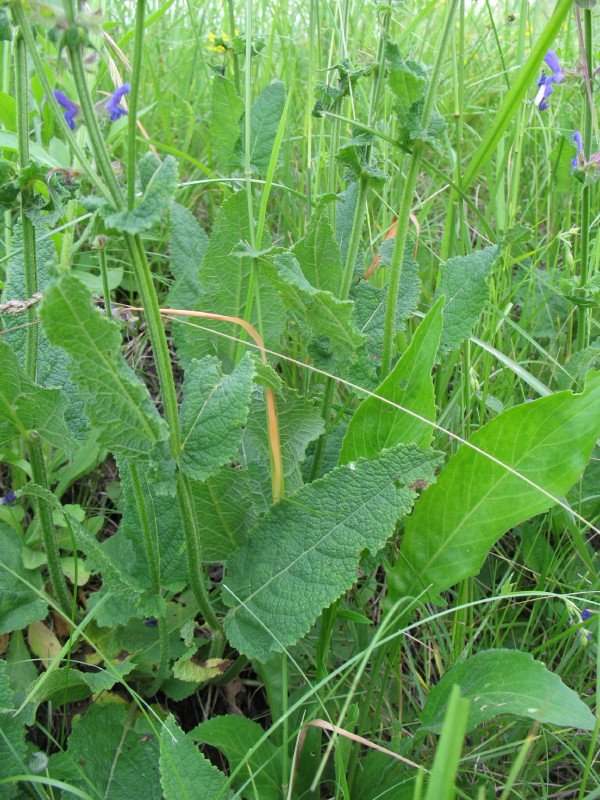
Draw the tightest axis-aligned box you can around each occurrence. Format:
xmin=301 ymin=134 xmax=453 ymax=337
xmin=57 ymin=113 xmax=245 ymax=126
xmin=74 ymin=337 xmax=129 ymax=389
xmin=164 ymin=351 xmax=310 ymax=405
xmin=387 ymin=371 xmax=600 ymax=603
xmin=421 ymin=649 xmax=596 ymax=733
xmin=223 ymin=443 xmax=443 ymax=662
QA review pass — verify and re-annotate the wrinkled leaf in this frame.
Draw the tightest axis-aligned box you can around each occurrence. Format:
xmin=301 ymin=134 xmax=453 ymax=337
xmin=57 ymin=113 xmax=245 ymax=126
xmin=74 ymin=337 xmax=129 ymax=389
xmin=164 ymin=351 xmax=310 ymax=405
xmin=167 ymin=202 xmax=208 ymax=367
xmin=0 ymin=340 xmax=73 ymax=451
xmin=0 ymin=523 xmax=47 ymax=635
xmin=65 ymin=704 xmax=161 ymax=800
xmin=0 ymin=660 xmax=27 ymax=800
xmin=210 ymin=74 xmax=244 ymax=169
xmin=40 ymin=275 xmax=170 ymax=465
xmin=223 ymin=444 xmax=442 ymax=661
xmin=160 ymin=715 xmax=230 ymax=800
xmin=292 ymin=201 xmax=343 ymax=294
xmin=179 ymin=354 xmax=255 ymax=482
xmin=101 ymin=155 xmax=178 ymax=234
xmin=241 ymin=80 xmax=286 ymax=174
xmin=434 ymin=246 xmax=498 ymax=355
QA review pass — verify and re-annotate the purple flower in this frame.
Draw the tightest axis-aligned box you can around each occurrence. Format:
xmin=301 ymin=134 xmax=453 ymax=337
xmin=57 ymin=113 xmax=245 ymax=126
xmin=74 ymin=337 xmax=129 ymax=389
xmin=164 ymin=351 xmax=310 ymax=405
xmin=533 ymin=50 xmax=564 ymax=111
xmin=581 ymin=607 xmax=592 ymax=622
xmin=571 ymin=130 xmax=583 ymax=171
xmin=0 ymin=490 xmax=17 ymax=506
xmin=53 ymin=89 xmax=79 ymax=130
xmin=144 ymin=618 xmax=158 ymax=627
xmin=105 ymin=84 xmax=130 ymax=121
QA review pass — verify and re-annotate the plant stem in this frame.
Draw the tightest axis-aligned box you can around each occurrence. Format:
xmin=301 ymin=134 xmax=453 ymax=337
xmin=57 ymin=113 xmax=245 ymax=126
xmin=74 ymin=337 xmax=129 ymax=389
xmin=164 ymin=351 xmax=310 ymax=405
xmin=225 ymin=0 xmax=241 ymax=94
xmin=576 ymin=6 xmax=593 ymax=352
xmin=129 ymin=462 xmax=168 ymax=693
xmin=63 ymin=25 xmax=223 ymax=641
xmin=381 ymin=0 xmax=458 ymax=374
xmin=127 ymin=0 xmax=145 ymax=211
xmin=15 ymin=26 xmax=72 ymax=618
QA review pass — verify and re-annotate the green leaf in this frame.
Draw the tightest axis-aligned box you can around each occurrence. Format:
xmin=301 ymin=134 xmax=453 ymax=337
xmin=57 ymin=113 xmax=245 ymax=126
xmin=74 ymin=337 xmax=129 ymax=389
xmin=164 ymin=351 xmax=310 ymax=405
xmin=167 ymin=202 xmax=208 ymax=366
xmin=340 ymin=296 xmax=444 ymax=464
xmin=191 ymin=715 xmax=282 ymax=800
xmin=385 ymin=43 xmax=427 ymax=109
xmin=100 ymin=155 xmax=178 ymax=234
xmin=550 ymin=136 xmax=576 ymax=193
xmin=64 ymin=704 xmax=161 ymax=800
xmin=223 ymin=444 xmax=442 ymax=661
xmin=160 ymin=715 xmax=230 ymax=800
xmin=191 ymin=469 xmax=256 ymax=562
xmin=420 ymin=649 xmax=596 ymax=733
xmin=291 ymin=201 xmax=343 ymax=294
xmin=27 ymin=661 xmax=135 ymax=708
xmin=184 ymin=190 xmax=284 ymax=371
xmin=0 ymin=660 xmax=27 ymax=800
xmin=336 ymin=133 xmax=388 ymax=186
xmin=434 ymin=246 xmax=498 ymax=355
xmin=387 ymin=371 xmax=600 ymax=602
xmin=241 ymin=81 xmax=286 ymax=174
xmin=20 ymin=483 xmax=156 ymax=615
xmin=40 ymin=274 xmax=170 ymax=465
xmin=179 ymin=354 xmax=255 ymax=482
xmin=2 ymin=223 xmax=88 ymax=444
xmin=0 ymin=524 xmax=47 ymax=635
xmin=264 ymin=251 xmax=364 ymax=368
xmin=210 ymin=74 xmax=244 ymax=170
xmin=335 ymin=182 xmax=363 ymax=273
xmin=0 ymin=340 xmax=73 ymax=450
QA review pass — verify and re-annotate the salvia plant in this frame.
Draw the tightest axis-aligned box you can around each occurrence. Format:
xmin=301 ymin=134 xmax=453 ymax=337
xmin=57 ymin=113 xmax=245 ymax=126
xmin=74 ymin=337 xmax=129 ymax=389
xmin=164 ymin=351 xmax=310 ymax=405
xmin=0 ymin=0 xmax=599 ymax=797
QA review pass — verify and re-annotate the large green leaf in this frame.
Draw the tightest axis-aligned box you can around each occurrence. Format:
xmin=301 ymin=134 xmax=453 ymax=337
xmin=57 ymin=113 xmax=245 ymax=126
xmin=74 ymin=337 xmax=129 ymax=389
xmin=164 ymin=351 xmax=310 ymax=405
xmin=0 ymin=660 xmax=27 ymax=800
xmin=387 ymin=371 xmax=600 ymax=603
xmin=62 ymin=704 xmax=161 ymax=800
xmin=210 ymin=74 xmax=244 ymax=170
xmin=223 ymin=444 xmax=442 ymax=661
xmin=421 ymin=649 xmax=596 ymax=733
xmin=339 ymin=296 xmax=443 ymax=464
xmin=241 ymin=80 xmax=286 ymax=174
xmin=167 ymin=202 xmax=208 ymax=366
xmin=0 ymin=523 xmax=47 ymax=635
xmin=191 ymin=715 xmax=282 ymax=800
xmin=160 ymin=715 xmax=229 ymax=800
xmin=291 ymin=201 xmax=343 ymax=294
xmin=40 ymin=274 xmax=169 ymax=464
xmin=2 ymin=224 xmax=88 ymax=443
xmin=264 ymin=251 xmax=364 ymax=368
xmin=184 ymin=190 xmax=284 ymax=371
xmin=434 ymin=246 xmax=498 ymax=355
xmin=0 ymin=340 xmax=73 ymax=451
xmin=100 ymin=154 xmax=178 ymax=234
xmin=179 ymin=354 xmax=255 ymax=482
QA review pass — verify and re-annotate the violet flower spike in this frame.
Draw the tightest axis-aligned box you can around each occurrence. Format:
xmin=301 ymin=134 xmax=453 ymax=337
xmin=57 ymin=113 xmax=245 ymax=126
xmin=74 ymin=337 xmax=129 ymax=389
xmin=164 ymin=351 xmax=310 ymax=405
xmin=0 ymin=490 xmax=17 ymax=505
xmin=571 ymin=130 xmax=583 ymax=171
xmin=106 ymin=83 xmax=130 ymax=121
xmin=53 ymin=89 xmax=79 ymax=130
xmin=533 ymin=50 xmax=564 ymax=111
